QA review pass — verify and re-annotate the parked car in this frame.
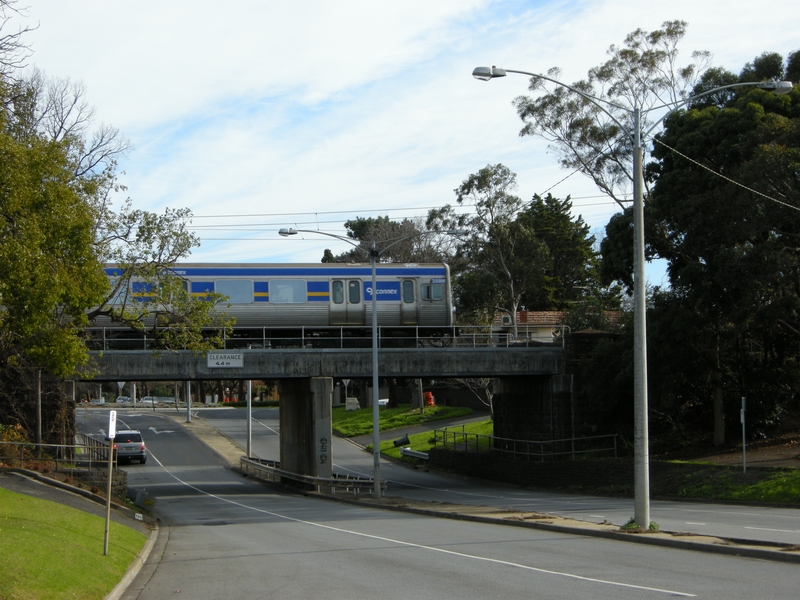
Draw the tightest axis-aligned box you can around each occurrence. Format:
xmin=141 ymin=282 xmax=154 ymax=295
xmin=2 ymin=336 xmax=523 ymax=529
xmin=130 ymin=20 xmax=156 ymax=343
xmin=113 ymin=429 xmax=147 ymax=464
xmin=89 ymin=398 xmax=105 ymax=405
xmin=138 ymin=396 xmax=156 ymax=405
xmin=115 ymin=396 xmax=131 ymax=404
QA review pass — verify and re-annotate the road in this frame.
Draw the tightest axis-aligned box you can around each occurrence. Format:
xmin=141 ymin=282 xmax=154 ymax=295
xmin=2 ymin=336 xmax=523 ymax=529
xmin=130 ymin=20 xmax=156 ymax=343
xmin=195 ymin=406 xmax=800 ymax=547
xmin=74 ymin=408 xmax=800 ymax=599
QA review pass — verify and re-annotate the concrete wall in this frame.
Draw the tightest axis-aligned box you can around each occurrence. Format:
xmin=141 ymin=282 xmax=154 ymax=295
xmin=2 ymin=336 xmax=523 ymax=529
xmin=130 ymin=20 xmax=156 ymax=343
xmin=84 ymin=347 xmax=563 ymax=381
xmin=279 ymin=377 xmax=332 ymax=478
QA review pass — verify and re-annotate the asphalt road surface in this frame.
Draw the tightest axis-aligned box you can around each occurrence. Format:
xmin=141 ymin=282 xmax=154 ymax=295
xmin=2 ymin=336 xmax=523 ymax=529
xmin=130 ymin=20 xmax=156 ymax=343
xmin=74 ymin=408 xmax=800 ymax=599
xmin=195 ymin=406 xmax=800 ymax=547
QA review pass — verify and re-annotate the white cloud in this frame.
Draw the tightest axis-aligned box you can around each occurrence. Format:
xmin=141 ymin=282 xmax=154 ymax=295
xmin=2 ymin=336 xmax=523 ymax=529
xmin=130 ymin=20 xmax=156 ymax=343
xmin=17 ymin=0 xmax=800 ymax=280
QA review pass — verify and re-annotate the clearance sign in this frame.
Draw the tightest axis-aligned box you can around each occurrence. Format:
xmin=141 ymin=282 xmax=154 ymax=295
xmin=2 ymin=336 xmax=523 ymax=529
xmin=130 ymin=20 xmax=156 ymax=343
xmin=207 ymin=353 xmax=244 ymax=368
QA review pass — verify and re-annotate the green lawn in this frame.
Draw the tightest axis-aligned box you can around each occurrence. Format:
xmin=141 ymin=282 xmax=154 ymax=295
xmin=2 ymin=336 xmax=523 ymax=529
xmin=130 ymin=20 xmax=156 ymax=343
xmin=0 ymin=487 xmax=148 ymax=600
xmin=380 ymin=419 xmax=494 ymax=460
xmin=331 ymin=403 xmax=474 ymax=437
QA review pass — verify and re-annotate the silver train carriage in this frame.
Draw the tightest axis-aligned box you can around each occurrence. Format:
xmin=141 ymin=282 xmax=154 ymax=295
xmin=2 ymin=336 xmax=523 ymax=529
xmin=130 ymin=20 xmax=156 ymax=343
xmin=97 ymin=263 xmax=454 ymax=348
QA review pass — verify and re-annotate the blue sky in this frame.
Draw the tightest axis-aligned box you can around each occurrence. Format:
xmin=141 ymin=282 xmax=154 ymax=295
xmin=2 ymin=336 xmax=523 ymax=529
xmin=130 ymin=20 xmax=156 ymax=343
xmin=17 ymin=0 xmax=800 ymax=288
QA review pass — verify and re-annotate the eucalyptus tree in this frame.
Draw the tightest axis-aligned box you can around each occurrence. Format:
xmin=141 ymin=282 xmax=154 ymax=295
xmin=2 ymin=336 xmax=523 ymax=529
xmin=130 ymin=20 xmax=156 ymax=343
xmin=513 ymin=20 xmax=709 ymax=212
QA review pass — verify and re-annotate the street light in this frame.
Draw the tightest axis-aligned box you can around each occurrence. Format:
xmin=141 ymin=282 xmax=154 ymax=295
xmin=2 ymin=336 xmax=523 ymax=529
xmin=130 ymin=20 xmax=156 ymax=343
xmin=279 ymin=226 xmax=465 ymax=497
xmin=473 ymin=65 xmax=793 ymax=529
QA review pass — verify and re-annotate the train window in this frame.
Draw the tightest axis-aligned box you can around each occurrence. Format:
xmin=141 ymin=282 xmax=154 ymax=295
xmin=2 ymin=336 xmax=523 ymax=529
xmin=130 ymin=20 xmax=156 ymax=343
xmin=332 ymin=281 xmax=344 ymax=304
xmin=270 ymin=279 xmax=306 ymax=303
xmin=215 ymin=279 xmax=253 ymax=303
xmin=422 ymin=283 xmax=443 ymax=301
xmin=403 ymin=280 xmax=414 ymax=303
xmin=348 ymin=280 xmax=360 ymax=304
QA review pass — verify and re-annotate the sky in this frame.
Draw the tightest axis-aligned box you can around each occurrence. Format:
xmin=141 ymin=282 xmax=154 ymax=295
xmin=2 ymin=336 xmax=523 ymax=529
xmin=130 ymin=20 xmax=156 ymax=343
xmin=13 ymin=0 xmax=800 ymax=287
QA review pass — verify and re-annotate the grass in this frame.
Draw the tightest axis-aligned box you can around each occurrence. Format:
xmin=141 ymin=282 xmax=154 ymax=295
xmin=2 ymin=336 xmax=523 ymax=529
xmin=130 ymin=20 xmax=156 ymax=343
xmin=380 ymin=419 xmax=494 ymax=461
xmin=671 ymin=468 xmax=800 ymax=504
xmin=331 ymin=403 xmax=474 ymax=438
xmin=0 ymin=486 xmax=148 ymax=600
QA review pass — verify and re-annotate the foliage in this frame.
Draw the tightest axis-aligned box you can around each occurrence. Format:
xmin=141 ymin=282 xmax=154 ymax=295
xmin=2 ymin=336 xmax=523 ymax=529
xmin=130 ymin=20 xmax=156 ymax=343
xmin=0 ymin=487 xmax=147 ymax=600
xmin=0 ymin=101 xmax=108 ymax=376
xmin=331 ymin=404 xmax=473 ymax=437
xmin=428 ymin=164 xmax=603 ymax=326
xmin=640 ymin=51 xmax=800 ymax=443
xmin=513 ymin=20 xmax=709 ymax=208
xmin=321 ymin=216 xmax=459 ymax=264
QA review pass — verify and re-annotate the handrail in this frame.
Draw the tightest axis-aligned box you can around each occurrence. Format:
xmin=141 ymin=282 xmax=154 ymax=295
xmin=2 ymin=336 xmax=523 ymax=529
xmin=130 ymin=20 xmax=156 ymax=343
xmin=239 ymin=457 xmax=386 ymax=495
xmin=432 ymin=429 xmax=617 ymax=461
xmin=85 ymin=324 xmax=568 ymax=351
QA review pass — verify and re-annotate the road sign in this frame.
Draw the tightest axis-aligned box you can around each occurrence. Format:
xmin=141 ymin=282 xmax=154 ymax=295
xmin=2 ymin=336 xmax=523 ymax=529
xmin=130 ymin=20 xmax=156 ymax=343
xmin=207 ymin=352 xmax=243 ymax=368
xmin=108 ymin=411 xmax=117 ymax=440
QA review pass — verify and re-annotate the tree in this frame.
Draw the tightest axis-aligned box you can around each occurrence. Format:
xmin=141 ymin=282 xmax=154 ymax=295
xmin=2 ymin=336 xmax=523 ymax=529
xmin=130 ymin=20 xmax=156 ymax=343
xmin=320 ymin=216 xmax=459 ymax=264
xmin=517 ymin=194 xmax=600 ymax=309
xmin=638 ymin=51 xmax=800 ymax=444
xmin=430 ymin=164 xmax=548 ymax=329
xmin=0 ymin=111 xmax=108 ymax=377
xmin=513 ymin=20 xmax=709 ymax=209
xmin=0 ymin=0 xmax=33 ymax=79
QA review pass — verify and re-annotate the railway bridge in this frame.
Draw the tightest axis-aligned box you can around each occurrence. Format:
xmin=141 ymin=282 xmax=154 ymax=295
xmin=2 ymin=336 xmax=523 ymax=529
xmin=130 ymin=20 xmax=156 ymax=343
xmin=86 ymin=346 xmax=568 ymax=482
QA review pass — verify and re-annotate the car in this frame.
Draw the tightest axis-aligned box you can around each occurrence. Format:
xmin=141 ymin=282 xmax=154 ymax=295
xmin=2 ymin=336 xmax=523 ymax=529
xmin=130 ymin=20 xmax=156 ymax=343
xmin=115 ymin=396 xmax=131 ymax=404
xmin=113 ymin=429 xmax=147 ymax=464
xmin=138 ymin=396 xmax=156 ymax=405
xmin=89 ymin=398 xmax=105 ymax=405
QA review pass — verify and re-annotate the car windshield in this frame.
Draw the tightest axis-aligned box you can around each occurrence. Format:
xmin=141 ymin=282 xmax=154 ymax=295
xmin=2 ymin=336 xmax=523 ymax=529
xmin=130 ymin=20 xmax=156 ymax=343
xmin=117 ymin=433 xmax=141 ymax=443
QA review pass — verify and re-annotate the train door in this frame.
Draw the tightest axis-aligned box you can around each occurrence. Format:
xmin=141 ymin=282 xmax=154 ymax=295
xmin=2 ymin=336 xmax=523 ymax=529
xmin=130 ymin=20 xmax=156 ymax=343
xmin=330 ymin=279 xmax=365 ymax=325
xmin=400 ymin=279 xmax=419 ymax=325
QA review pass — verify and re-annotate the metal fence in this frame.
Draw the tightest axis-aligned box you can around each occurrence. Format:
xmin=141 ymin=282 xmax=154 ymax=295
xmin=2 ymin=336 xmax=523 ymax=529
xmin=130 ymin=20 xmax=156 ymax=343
xmin=84 ymin=325 xmax=569 ymax=351
xmin=0 ymin=436 xmax=115 ymax=475
xmin=239 ymin=456 xmax=386 ymax=495
xmin=433 ymin=427 xmax=617 ymax=461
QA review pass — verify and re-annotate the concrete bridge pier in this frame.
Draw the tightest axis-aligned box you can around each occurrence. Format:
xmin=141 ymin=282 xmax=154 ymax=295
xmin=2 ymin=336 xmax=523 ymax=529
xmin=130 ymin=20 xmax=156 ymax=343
xmin=279 ymin=377 xmax=333 ymax=479
xmin=492 ymin=374 xmax=574 ymax=441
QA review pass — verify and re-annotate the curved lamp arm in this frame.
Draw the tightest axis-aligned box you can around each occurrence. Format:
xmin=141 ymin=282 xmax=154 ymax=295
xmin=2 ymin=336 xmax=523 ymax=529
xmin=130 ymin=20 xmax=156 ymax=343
xmin=279 ymin=227 xmax=468 ymax=260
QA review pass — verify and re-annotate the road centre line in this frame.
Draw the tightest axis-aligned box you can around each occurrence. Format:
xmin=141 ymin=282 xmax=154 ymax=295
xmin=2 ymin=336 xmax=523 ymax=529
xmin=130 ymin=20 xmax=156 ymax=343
xmin=745 ymin=527 xmax=800 ymax=534
xmin=146 ymin=449 xmax=695 ymax=598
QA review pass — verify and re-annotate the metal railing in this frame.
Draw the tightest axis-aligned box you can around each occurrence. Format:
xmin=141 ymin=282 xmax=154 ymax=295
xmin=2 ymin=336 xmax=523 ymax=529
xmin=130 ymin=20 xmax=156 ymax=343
xmin=240 ymin=456 xmax=386 ymax=495
xmin=433 ymin=428 xmax=617 ymax=461
xmin=84 ymin=325 xmax=569 ymax=352
xmin=0 ymin=437 xmax=116 ymax=475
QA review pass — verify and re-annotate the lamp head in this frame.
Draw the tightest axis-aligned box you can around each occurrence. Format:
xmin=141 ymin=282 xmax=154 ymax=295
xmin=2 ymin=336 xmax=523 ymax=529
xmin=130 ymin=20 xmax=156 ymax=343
xmin=758 ymin=80 xmax=794 ymax=95
xmin=278 ymin=228 xmax=297 ymax=237
xmin=472 ymin=66 xmax=507 ymax=81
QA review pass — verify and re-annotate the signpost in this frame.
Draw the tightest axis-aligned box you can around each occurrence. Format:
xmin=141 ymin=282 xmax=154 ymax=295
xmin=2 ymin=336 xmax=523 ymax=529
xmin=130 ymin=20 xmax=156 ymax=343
xmin=104 ymin=410 xmax=117 ymax=556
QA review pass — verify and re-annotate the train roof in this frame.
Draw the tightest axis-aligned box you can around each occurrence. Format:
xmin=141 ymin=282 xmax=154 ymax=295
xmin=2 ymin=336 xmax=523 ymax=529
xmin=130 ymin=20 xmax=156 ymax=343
xmin=104 ymin=263 xmax=450 ymax=278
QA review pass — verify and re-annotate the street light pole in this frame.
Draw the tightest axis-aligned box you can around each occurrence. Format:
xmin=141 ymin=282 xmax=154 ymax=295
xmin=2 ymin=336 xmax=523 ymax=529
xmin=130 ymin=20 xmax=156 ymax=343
xmin=369 ymin=241 xmax=381 ymax=496
xmin=279 ymin=227 xmax=465 ymax=498
xmin=472 ymin=65 xmax=792 ymax=529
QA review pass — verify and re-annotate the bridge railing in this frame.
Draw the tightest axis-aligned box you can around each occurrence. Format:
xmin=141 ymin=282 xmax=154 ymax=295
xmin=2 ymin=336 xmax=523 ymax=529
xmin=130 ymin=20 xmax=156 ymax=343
xmin=84 ymin=325 xmax=566 ymax=351
xmin=433 ymin=428 xmax=618 ymax=461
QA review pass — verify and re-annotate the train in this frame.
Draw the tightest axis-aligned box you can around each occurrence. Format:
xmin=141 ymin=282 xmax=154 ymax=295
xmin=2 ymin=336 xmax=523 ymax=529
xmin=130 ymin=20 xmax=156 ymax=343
xmin=95 ymin=263 xmax=454 ymax=349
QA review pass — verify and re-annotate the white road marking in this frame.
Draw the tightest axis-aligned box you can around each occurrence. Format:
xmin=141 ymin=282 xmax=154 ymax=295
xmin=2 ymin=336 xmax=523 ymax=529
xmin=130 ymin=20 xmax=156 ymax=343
xmin=148 ymin=427 xmax=175 ymax=434
xmin=685 ymin=522 xmax=707 ymax=526
xmin=745 ymin=527 xmax=800 ymax=534
xmin=145 ymin=449 xmax=695 ymax=598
